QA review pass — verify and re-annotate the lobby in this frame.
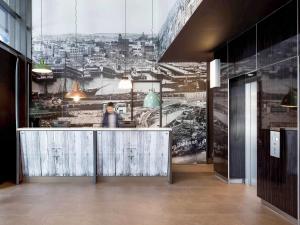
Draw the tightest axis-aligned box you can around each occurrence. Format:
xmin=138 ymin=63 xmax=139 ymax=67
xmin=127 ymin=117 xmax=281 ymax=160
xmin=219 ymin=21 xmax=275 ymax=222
xmin=0 ymin=0 xmax=299 ymax=225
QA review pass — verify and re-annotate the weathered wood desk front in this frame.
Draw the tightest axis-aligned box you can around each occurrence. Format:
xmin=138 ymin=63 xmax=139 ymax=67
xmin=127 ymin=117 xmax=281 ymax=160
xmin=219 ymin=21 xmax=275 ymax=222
xmin=17 ymin=128 xmax=172 ymax=184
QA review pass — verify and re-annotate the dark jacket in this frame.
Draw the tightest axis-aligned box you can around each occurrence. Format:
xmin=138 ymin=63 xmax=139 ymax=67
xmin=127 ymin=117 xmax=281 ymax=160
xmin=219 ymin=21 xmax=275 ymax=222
xmin=102 ymin=111 xmax=120 ymax=128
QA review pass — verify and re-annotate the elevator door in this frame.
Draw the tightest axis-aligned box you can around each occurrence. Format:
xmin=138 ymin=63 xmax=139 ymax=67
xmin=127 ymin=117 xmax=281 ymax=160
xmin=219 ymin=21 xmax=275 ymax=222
xmin=245 ymin=81 xmax=257 ymax=186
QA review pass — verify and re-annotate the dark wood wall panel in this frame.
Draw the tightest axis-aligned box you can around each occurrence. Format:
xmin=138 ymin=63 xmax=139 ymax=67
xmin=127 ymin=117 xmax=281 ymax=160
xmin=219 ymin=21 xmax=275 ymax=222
xmin=257 ymin=129 xmax=297 ymax=218
xmin=0 ymin=47 xmax=17 ymax=183
xmin=257 ymin=57 xmax=298 ymax=218
xmin=0 ymin=46 xmax=30 ymax=183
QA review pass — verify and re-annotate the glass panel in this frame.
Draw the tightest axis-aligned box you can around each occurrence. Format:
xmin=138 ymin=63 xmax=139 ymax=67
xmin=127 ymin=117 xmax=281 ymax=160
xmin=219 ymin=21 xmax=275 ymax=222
xmin=257 ymin=0 xmax=297 ymax=68
xmin=258 ymin=57 xmax=297 ymax=129
xmin=0 ymin=10 xmax=20 ymax=50
xmin=6 ymin=13 xmax=21 ymax=51
xmin=2 ymin=0 xmax=21 ymax=15
xmin=228 ymin=26 xmax=256 ymax=77
xmin=0 ymin=8 xmax=9 ymax=44
xmin=26 ymin=0 xmax=31 ymax=28
xmin=0 ymin=0 xmax=31 ymax=57
xmin=26 ymin=29 xmax=31 ymax=58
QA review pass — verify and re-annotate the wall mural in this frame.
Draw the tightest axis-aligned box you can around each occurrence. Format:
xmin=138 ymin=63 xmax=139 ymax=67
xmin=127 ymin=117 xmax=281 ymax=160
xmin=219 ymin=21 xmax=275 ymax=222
xmin=158 ymin=0 xmax=203 ymax=57
xmin=31 ymin=0 xmax=206 ymax=164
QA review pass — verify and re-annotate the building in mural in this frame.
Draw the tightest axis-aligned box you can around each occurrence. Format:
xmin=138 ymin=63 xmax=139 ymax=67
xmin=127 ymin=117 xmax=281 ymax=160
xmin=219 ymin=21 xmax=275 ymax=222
xmin=31 ymin=0 xmax=206 ymax=164
xmin=158 ymin=0 xmax=203 ymax=57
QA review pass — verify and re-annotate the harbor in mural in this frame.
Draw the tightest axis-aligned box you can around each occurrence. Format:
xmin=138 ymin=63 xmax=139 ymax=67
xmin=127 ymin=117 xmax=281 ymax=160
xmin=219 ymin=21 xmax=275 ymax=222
xmin=31 ymin=0 xmax=207 ymax=163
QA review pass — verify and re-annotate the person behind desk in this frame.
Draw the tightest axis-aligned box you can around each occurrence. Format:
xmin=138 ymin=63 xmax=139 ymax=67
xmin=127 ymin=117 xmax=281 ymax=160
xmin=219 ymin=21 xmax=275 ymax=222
xmin=102 ymin=102 xmax=120 ymax=128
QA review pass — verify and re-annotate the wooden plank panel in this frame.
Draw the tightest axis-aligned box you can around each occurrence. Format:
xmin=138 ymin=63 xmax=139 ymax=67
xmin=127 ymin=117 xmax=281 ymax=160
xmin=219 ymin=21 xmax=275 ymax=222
xmin=82 ymin=131 xmax=94 ymax=176
xmin=74 ymin=131 xmax=83 ymax=176
xmin=96 ymin=131 xmax=103 ymax=175
xmin=21 ymin=130 xmax=169 ymax=177
xmin=20 ymin=131 xmax=41 ymax=176
xmin=141 ymin=131 xmax=151 ymax=176
xmin=123 ymin=132 xmax=131 ymax=176
xmin=20 ymin=131 xmax=28 ymax=176
xmin=97 ymin=130 xmax=169 ymax=177
xmin=39 ymin=131 xmax=49 ymax=176
xmin=149 ymin=132 xmax=161 ymax=176
xmin=115 ymin=131 xmax=125 ymax=176
xmin=100 ymin=131 xmax=116 ymax=176
xmin=28 ymin=131 xmax=42 ymax=176
xmin=137 ymin=131 xmax=145 ymax=176
xmin=160 ymin=131 xmax=169 ymax=176
xmin=128 ymin=131 xmax=139 ymax=176
xmin=67 ymin=131 xmax=76 ymax=176
xmin=21 ymin=131 xmax=93 ymax=176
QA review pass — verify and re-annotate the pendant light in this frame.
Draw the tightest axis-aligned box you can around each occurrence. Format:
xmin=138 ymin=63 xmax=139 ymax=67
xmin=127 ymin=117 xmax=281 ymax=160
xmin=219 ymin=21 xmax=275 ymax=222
xmin=281 ymin=88 xmax=297 ymax=108
xmin=32 ymin=59 xmax=52 ymax=74
xmin=32 ymin=0 xmax=52 ymax=74
xmin=118 ymin=0 xmax=132 ymax=89
xmin=65 ymin=81 xmax=87 ymax=102
xmin=65 ymin=0 xmax=86 ymax=102
xmin=143 ymin=0 xmax=160 ymax=108
xmin=144 ymin=91 xmax=160 ymax=108
xmin=280 ymin=69 xmax=297 ymax=108
xmin=118 ymin=77 xmax=132 ymax=89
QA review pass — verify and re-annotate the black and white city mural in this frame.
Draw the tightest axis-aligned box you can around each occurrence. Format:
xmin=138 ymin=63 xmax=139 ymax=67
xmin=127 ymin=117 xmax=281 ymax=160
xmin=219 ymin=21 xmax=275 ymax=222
xmin=31 ymin=0 xmax=206 ymax=164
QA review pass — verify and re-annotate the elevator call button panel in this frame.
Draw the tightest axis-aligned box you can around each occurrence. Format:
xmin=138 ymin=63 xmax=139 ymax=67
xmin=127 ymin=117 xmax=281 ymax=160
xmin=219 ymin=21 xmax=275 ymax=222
xmin=270 ymin=131 xmax=280 ymax=158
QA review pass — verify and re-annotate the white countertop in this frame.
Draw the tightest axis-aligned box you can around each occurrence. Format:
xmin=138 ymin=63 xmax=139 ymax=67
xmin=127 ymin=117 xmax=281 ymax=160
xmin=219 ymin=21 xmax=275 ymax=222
xmin=17 ymin=127 xmax=172 ymax=131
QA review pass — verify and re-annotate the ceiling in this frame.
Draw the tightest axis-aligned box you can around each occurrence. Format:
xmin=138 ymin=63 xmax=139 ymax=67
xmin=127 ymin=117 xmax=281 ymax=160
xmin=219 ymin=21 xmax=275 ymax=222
xmin=159 ymin=0 xmax=291 ymax=62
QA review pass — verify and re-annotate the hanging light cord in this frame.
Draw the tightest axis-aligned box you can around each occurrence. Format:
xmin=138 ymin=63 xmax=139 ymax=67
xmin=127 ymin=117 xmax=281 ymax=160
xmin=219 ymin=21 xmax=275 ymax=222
xmin=74 ymin=0 xmax=79 ymax=73
xmin=40 ymin=0 xmax=43 ymax=59
xmin=124 ymin=0 xmax=127 ymax=77
xmin=75 ymin=0 xmax=78 ymax=46
xmin=151 ymin=0 xmax=154 ymax=47
xmin=151 ymin=0 xmax=154 ymax=90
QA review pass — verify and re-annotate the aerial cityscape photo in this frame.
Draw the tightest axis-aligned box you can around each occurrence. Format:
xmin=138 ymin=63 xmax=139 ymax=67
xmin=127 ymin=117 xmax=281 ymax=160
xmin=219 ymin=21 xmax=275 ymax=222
xmin=31 ymin=0 xmax=207 ymax=163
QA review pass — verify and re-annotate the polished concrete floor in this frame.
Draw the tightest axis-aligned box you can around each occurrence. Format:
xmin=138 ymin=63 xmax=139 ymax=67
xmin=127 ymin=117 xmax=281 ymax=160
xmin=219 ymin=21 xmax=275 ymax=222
xmin=0 ymin=165 xmax=293 ymax=225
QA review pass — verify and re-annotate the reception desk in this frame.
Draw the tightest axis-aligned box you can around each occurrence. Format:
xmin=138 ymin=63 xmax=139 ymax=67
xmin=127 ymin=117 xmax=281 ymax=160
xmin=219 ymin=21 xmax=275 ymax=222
xmin=17 ymin=128 xmax=172 ymax=184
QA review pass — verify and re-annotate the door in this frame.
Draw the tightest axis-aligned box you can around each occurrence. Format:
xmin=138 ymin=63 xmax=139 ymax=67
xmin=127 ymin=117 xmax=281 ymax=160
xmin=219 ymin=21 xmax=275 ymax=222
xmin=229 ymin=76 xmax=246 ymax=180
xmin=245 ymin=80 xmax=257 ymax=186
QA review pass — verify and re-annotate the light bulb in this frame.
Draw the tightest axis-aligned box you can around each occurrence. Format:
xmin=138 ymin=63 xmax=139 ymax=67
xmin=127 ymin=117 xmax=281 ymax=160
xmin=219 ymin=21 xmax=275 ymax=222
xmin=118 ymin=79 xmax=132 ymax=89
xmin=73 ymin=96 xmax=81 ymax=102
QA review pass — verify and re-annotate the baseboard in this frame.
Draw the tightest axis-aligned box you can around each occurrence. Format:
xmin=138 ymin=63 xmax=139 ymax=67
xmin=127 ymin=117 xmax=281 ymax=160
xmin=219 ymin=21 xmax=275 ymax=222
xmin=96 ymin=176 xmax=167 ymax=182
xmin=229 ymin=178 xmax=244 ymax=184
xmin=215 ymin=172 xmax=228 ymax=183
xmin=215 ymin=174 xmax=244 ymax=184
xmin=23 ymin=176 xmax=93 ymax=183
xmin=23 ymin=176 xmax=169 ymax=184
xmin=262 ymin=200 xmax=298 ymax=225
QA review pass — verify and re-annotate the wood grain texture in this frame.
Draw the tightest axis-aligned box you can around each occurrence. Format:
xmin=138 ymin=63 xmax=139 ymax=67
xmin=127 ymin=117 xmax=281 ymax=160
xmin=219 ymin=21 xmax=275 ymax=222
xmin=20 ymin=131 xmax=94 ymax=176
xmin=257 ymin=129 xmax=298 ymax=219
xmin=97 ymin=130 xmax=169 ymax=176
